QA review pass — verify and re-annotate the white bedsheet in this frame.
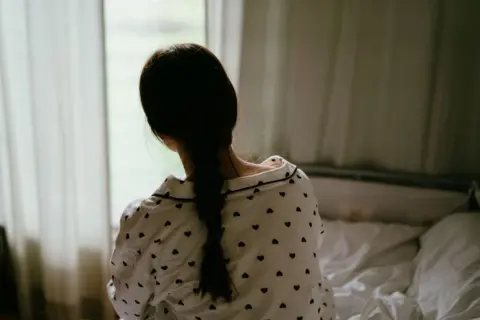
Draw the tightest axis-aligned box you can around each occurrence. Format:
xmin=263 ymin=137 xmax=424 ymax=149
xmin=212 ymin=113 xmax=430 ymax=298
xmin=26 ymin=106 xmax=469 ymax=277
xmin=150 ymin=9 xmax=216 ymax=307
xmin=407 ymin=213 xmax=480 ymax=320
xmin=318 ymin=220 xmax=426 ymax=320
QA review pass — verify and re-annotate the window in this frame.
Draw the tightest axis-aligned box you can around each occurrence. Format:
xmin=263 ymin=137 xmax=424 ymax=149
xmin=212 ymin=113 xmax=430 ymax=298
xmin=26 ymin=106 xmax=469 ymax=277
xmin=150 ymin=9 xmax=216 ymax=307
xmin=104 ymin=0 xmax=206 ymax=225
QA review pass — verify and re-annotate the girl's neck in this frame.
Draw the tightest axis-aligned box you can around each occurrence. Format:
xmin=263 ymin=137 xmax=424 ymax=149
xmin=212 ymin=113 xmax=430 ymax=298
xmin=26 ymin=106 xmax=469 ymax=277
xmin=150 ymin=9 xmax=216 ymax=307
xmin=179 ymin=146 xmax=274 ymax=180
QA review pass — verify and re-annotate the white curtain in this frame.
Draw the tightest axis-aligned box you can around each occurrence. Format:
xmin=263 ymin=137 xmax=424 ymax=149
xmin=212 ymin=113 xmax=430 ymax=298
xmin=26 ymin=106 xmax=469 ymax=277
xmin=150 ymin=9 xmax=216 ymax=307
xmin=206 ymin=0 xmax=244 ymax=91
xmin=234 ymin=0 xmax=480 ymax=175
xmin=0 ymin=1 xmax=112 ymax=319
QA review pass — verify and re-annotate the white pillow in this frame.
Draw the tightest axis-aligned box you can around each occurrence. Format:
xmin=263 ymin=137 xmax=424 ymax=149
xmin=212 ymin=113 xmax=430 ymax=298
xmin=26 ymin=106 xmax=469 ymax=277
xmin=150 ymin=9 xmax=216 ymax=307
xmin=407 ymin=213 xmax=480 ymax=320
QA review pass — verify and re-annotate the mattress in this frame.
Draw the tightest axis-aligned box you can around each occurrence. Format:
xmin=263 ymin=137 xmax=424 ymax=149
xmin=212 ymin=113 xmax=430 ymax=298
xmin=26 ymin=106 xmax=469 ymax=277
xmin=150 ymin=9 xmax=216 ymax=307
xmin=318 ymin=214 xmax=480 ymax=320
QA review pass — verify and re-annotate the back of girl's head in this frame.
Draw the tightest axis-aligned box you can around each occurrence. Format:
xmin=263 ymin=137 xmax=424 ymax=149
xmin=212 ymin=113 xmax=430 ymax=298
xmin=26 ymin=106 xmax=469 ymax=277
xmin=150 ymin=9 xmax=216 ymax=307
xmin=139 ymin=43 xmax=237 ymax=302
xmin=139 ymin=43 xmax=237 ymax=145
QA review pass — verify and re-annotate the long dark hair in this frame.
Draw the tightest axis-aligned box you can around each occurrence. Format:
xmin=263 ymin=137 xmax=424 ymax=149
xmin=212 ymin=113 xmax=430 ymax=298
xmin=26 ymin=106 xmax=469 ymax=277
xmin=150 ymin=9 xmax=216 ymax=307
xmin=139 ymin=44 xmax=237 ymax=301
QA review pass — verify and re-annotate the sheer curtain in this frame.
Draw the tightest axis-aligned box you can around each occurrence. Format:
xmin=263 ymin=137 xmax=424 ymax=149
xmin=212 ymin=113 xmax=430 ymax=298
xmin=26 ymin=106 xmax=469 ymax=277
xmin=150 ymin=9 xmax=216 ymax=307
xmin=206 ymin=0 xmax=244 ymax=90
xmin=0 ymin=1 xmax=112 ymax=319
xmin=234 ymin=0 xmax=480 ymax=175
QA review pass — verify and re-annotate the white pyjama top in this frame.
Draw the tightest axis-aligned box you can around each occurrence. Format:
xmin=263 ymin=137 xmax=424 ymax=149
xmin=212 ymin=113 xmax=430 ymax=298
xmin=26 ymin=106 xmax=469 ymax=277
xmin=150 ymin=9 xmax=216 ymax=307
xmin=107 ymin=156 xmax=336 ymax=320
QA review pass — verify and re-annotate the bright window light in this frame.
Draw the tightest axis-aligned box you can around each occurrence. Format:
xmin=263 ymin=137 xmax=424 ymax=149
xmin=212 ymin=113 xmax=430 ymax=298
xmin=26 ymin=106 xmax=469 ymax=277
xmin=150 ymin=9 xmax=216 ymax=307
xmin=104 ymin=0 xmax=206 ymax=225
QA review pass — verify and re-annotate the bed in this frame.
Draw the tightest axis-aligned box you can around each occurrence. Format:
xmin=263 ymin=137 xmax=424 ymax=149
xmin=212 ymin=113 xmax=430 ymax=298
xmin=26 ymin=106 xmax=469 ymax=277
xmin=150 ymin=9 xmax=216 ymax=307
xmin=307 ymin=171 xmax=480 ymax=320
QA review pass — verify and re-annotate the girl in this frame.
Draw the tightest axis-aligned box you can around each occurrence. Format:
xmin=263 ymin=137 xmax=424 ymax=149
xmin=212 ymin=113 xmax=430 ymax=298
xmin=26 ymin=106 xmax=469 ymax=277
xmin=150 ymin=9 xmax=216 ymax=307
xmin=107 ymin=43 xmax=336 ymax=320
